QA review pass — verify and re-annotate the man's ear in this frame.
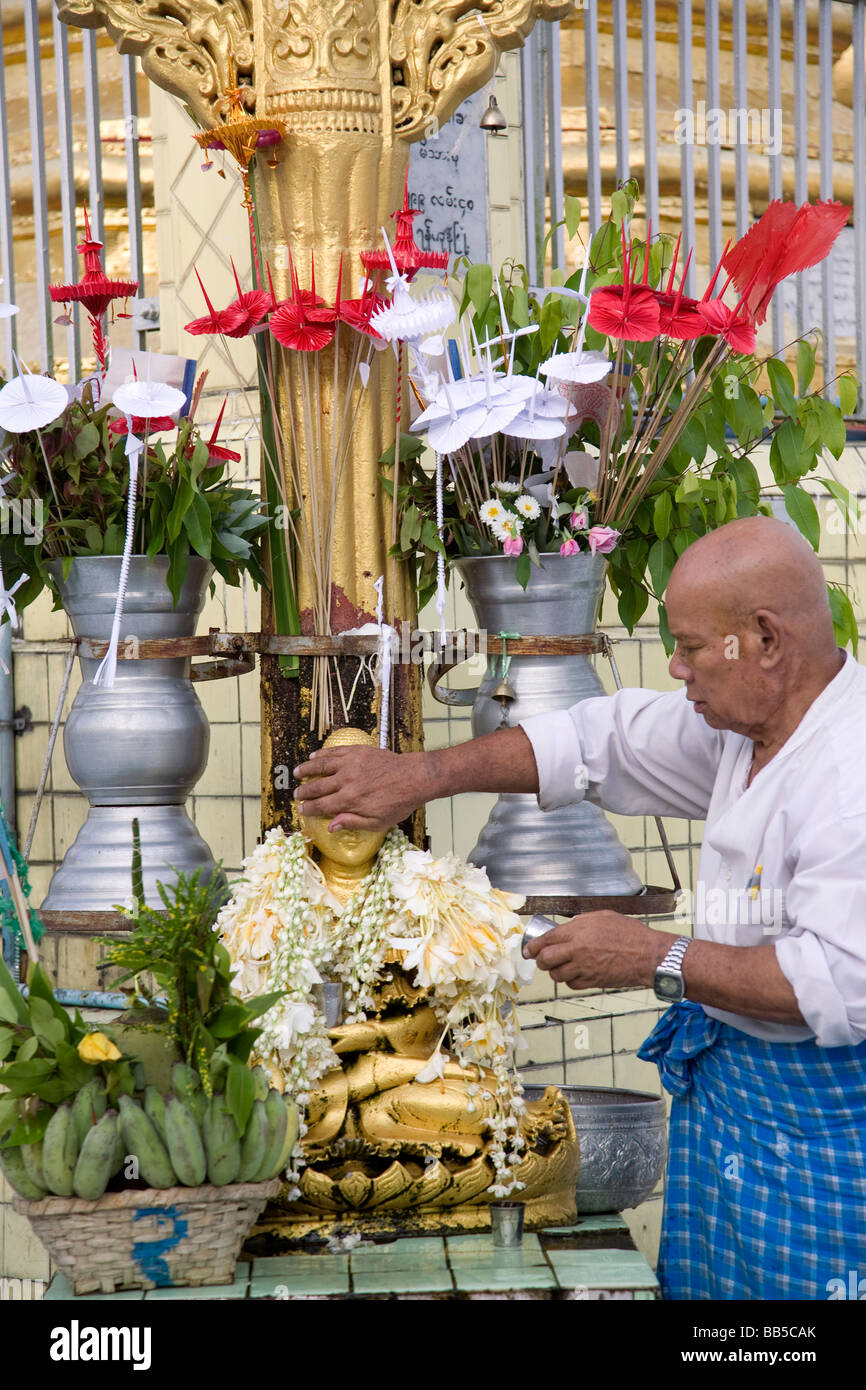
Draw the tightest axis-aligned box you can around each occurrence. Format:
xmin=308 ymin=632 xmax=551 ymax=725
xmin=753 ymin=609 xmax=784 ymax=666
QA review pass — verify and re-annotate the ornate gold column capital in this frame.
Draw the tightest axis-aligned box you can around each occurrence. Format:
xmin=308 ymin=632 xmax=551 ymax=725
xmin=55 ymin=0 xmax=576 ymax=139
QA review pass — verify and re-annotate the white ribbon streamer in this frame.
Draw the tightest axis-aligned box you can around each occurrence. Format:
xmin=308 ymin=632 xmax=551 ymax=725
xmin=93 ymin=423 xmax=142 ymax=689
xmin=0 ymin=561 xmax=27 ymax=675
xmin=372 ymin=574 xmax=396 ymax=750
xmin=434 ymin=451 xmax=447 ymax=642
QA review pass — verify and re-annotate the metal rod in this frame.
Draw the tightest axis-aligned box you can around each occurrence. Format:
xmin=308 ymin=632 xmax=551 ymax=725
xmin=584 ymin=0 xmax=602 ymax=232
xmin=767 ymin=0 xmax=784 ymax=358
xmin=678 ymin=0 xmax=696 ymax=295
xmin=705 ymin=0 xmax=723 ymax=270
xmin=24 ymin=0 xmax=53 ymax=373
xmin=854 ymin=3 xmax=866 ymax=414
xmin=520 ymin=30 xmax=543 ymax=283
xmin=545 ymin=22 xmax=565 ymax=273
xmin=642 ymin=0 xmax=659 ymax=238
xmin=792 ymin=0 xmax=809 ymax=339
xmin=122 ymin=54 xmax=146 ymax=351
xmin=82 ymin=30 xmax=105 ymax=246
xmin=0 ymin=33 xmax=18 ymax=373
xmin=612 ymin=0 xmax=629 ymax=183
xmin=818 ymin=0 xmax=835 ymax=398
xmin=23 ymin=644 xmax=76 ymax=862
xmin=732 ymin=0 xmax=749 ymax=240
xmin=53 ymin=8 xmax=82 ymax=383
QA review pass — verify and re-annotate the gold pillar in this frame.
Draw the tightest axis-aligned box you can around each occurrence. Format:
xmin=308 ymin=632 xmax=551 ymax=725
xmin=55 ymin=0 xmax=576 ymax=823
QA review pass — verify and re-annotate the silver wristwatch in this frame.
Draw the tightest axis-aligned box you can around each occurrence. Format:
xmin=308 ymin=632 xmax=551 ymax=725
xmin=653 ymin=935 xmax=691 ymax=1003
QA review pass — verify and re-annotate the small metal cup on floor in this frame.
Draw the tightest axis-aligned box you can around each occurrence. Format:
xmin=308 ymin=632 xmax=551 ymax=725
xmin=313 ymin=981 xmax=345 ymax=1028
xmin=490 ymin=1201 xmax=525 ymax=1247
xmin=521 ymin=913 xmax=558 ymax=958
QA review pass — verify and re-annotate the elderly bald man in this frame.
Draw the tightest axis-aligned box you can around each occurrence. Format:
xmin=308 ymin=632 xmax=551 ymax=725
xmin=294 ymin=515 xmax=866 ymax=1301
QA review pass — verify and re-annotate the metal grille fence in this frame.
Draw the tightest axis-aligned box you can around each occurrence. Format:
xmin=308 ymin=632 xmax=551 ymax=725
xmin=523 ymin=1 xmax=866 ymax=413
xmin=0 ymin=0 xmax=149 ymax=381
xmin=1 ymin=1 xmax=865 ymax=410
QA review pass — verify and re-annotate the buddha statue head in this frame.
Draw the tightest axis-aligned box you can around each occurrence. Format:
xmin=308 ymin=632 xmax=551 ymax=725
xmin=294 ymin=727 xmax=389 ymax=895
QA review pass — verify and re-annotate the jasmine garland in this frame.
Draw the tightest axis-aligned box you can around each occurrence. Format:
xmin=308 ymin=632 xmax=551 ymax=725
xmin=216 ymin=827 xmax=535 ymax=1197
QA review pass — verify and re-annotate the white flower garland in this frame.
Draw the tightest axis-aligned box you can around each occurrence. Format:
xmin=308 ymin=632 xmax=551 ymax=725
xmin=217 ymin=828 xmax=534 ymax=1197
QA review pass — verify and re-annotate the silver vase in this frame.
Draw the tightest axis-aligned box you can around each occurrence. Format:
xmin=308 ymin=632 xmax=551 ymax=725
xmin=42 ymin=555 xmax=221 ymax=911
xmin=452 ymin=553 xmax=641 ymax=897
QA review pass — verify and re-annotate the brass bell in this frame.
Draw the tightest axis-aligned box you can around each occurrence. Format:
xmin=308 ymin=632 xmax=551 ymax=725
xmin=480 ymin=94 xmax=507 ymax=135
xmin=492 ymin=675 xmax=516 ymax=704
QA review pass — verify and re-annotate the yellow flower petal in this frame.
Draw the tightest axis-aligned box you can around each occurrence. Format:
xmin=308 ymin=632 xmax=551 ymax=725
xmin=77 ymin=1031 xmax=122 ymax=1064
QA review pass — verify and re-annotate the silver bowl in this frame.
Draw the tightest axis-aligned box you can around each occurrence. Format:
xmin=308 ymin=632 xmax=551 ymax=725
xmin=523 ymin=1084 xmax=667 ymax=1213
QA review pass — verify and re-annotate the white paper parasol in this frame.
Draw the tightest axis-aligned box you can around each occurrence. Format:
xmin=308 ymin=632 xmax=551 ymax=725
xmin=0 ymin=367 xmax=68 ymax=433
xmin=112 ymin=378 xmax=186 ymax=420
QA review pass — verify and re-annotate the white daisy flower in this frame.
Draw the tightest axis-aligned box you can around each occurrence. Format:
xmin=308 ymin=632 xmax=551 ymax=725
xmin=514 ymin=494 xmax=541 ymax=520
xmin=479 ymin=498 xmax=506 ymax=526
xmin=494 ymin=480 xmax=521 ymax=494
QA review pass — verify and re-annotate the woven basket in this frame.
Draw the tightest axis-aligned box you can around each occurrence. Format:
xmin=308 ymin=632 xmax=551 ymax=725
xmin=13 ymin=1179 xmax=280 ymax=1295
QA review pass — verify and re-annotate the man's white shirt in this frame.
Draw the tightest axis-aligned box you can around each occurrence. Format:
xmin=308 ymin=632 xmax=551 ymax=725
xmin=520 ymin=651 xmax=866 ymax=1048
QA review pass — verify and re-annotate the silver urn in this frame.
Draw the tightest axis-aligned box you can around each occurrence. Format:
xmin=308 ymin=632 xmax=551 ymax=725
xmin=452 ymin=553 xmax=641 ymax=896
xmin=42 ymin=555 xmax=221 ymax=911
xmin=524 ymin=1083 xmax=667 ymax=1213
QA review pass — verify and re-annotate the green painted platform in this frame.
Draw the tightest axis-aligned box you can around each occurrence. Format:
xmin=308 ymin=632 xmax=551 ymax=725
xmin=43 ymin=1216 xmax=660 ymax=1301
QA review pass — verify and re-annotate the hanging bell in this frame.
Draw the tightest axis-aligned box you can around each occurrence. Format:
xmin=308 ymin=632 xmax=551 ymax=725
xmin=492 ymin=675 xmax=517 ymax=704
xmin=480 ymin=94 xmax=507 ymax=135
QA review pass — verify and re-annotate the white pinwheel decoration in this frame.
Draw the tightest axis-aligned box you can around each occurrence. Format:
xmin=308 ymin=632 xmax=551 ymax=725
xmin=111 ymin=377 xmax=186 ymax=420
xmin=0 ymin=361 xmax=68 ymax=433
xmin=540 ymin=349 xmax=612 ymax=386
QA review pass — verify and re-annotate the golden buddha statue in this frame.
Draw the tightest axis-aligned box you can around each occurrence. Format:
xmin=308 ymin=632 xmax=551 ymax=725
xmin=222 ymin=728 xmax=579 ymax=1241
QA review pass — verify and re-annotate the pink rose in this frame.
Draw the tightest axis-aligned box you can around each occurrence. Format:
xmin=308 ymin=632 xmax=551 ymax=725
xmin=570 ymin=508 xmax=588 ymax=530
xmin=587 ymin=525 xmax=620 ymax=556
xmin=503 ymin=536 xmax=524 ymax=556
xmin=559 ymin=537 xmax=580 ymax=556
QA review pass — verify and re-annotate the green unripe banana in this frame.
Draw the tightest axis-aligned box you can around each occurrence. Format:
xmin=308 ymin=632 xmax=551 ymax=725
xmin=73 ymin=1110 xmax=119 ymax=1201
xmin=72 ymin=1080 xmax=107 ymax=1149
xmin=251 ymin=1067 xmax=269 ymax=1103
xmin=263 ymin=1096 xmax=300 ymax=1182
xmin=110 ymin=1127 xmax=125 ymax=1178
xmin=42 ymin=1103 xmax=79 ymax=1197
xmin=144 ymin=1087 xmax=168 ymax=1144
xmin=21 ymin=1139 xmax=47 ymax=1190
xmin=172 ymin=1064 xmax=206 ymax=1128
xmin=0 ymin=1145 xmax=48 ymax=1200
xmin=164 ymin=1098 xmax=207 ymax=1187
xmin=236 ymin=1099 xmax=269 ymax=1182
xmin=203 ymin=1093 xmax=241 ymax=1187
xmin=277 ymin=1096 xmax=300 ymax=1173
xmin=118 ymin=1094 xmax=176 ymax=1189
xmin=252 ymin=1089 xmax=288 ymax=1183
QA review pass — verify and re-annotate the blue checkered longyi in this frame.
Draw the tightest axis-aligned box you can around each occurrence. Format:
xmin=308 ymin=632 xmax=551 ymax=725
xmin=638 ymin=1001 xmax=866 ymax=1301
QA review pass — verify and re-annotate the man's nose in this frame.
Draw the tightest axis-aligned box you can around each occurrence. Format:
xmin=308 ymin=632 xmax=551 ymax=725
xmin=669 ymin=652 xmax=690 ymax=682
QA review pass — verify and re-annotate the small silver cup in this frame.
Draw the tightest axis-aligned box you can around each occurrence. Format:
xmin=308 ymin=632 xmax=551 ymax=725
xmin=313 ymin=981 xmax=345 ymax=1028
xmin=521 ymin=913 xmax=558 ymax=959
xmin=490 ymin=1201 xmax=525 ymax=1247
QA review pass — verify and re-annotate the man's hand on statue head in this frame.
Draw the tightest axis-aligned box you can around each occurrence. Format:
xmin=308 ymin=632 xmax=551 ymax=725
xmin=525 ymin=911 xmax=670 ymax=992
xmin=293 ymin=746 xmax=430 ymax=832
xmin=293 ymin=726 xmax=540 ymax=832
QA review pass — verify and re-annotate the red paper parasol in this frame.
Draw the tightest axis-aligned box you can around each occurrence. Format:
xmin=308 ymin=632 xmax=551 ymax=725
xmin=221 ymin=260 xmax=273 ymax=336
xmin=49 ymin=208 xmax=138 ymax=373
xmin=588 ymin=224 xmax=661 ymax=342
xmin=269 ymin=252 xmax=337 ymax=352
xmin=361 ymin=176 xmax=449 ymax=282
xmin=186 ymin=268 xmax=254 ymax=338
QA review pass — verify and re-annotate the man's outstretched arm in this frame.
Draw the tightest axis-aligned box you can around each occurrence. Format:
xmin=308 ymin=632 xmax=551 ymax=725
xmin=293 ymin=725 xmax=539 ymax=831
